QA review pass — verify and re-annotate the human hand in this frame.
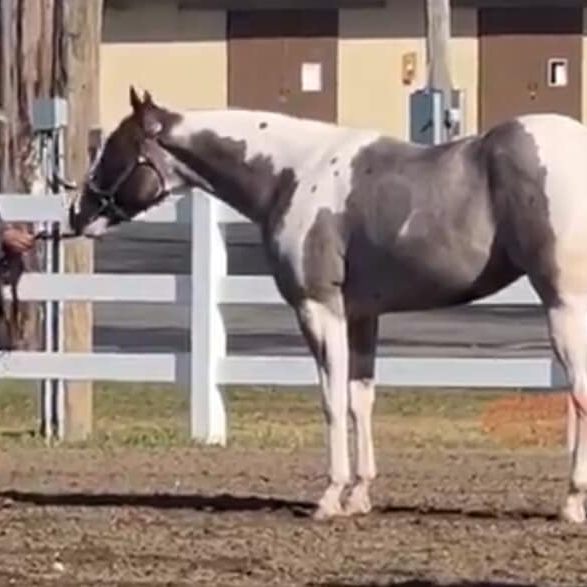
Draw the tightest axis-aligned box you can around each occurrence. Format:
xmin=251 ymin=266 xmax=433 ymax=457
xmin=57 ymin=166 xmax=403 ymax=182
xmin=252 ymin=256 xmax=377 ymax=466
xmin=2 ymin=226 xmax=34 ymax=253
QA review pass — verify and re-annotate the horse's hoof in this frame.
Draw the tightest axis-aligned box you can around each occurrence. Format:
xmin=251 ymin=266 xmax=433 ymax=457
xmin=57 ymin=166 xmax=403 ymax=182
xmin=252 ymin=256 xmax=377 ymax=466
xmin=561 ymin=495 xmax=586 ymax=524
xmin=342 ymin=488 xmax=372 ymax=517
xmin=342 ymin=499 xmax=372 ymax=517
xmin=312 ymin=498 xmax=344 ymax=521
xmin=312 ymin=483 xmax=346 ymax=520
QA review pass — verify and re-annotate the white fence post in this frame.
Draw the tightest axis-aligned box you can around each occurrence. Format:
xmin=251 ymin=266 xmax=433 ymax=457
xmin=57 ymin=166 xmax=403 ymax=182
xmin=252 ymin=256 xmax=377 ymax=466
xmin=190 ymin=190 xmax=227 ymax=445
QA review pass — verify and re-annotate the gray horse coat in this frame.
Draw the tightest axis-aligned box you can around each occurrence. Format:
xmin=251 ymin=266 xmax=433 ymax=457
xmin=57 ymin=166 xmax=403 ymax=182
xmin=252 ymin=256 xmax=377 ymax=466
xmin=71 ymin=88 xmax=587 ymax=523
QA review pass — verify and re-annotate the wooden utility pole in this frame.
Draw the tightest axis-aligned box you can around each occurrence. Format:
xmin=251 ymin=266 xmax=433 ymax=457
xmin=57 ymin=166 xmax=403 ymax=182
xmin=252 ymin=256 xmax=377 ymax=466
xmin=425 ymin=0 xmax=456 ymax=141
xmin=0 ymin=0 xmax=102 ymax=439
xmin=55 ymin=0 xmax=102 ymax=441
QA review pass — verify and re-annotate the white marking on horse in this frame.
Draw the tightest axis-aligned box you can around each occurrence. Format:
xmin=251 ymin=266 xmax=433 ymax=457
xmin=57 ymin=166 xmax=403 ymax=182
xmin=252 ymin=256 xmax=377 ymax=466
xmin=397 ymin=209 xmax=420 ymax=239
xmin=82 ymin=216 xmax=109 ymax=237
xmin=170 ymin=109 xmax=342 ymax=175
xmin=520 ymin=114 xmax=587 ymax=294
xmin=276 ymin=131 xmax=380 ymax=289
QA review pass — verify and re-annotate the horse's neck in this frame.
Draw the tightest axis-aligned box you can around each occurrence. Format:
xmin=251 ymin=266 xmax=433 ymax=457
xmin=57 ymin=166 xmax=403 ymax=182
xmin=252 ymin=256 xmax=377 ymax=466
xmin=170 ymin=109 xmax=344 ymax=221
xmin=179 ymin=109 xmax=340 ymax=165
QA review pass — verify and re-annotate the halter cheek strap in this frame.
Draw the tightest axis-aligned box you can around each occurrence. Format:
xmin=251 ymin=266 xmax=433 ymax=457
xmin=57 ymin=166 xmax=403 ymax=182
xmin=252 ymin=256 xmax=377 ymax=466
xmin=86 ymin=152 xmax=170 ymax=223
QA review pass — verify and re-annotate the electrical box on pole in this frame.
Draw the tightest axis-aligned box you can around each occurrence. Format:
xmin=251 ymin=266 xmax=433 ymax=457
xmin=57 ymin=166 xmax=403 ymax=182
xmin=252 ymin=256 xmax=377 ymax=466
xmin=409 ymin=0 xmax=465 ymax=145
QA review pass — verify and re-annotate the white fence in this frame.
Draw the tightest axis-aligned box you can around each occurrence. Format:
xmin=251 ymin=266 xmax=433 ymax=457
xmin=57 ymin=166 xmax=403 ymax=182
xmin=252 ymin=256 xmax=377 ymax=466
xmin=0 ymin=190 xmax=566 ymax=445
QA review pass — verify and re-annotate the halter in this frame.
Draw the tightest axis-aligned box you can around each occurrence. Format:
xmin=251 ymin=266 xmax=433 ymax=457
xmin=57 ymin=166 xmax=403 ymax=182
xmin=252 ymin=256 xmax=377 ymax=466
xmin=84 ymin=150 xmax=169 ymax=224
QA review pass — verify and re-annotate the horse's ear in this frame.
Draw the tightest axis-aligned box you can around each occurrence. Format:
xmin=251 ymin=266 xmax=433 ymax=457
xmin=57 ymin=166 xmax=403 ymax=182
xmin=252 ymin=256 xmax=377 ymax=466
xmin=143 ymin=90 xmax=154 ymax=106
xmin=129 ymin=85 xmax=142 ymax=114
xmin=129 ymin=86 xmax=161 ymax=136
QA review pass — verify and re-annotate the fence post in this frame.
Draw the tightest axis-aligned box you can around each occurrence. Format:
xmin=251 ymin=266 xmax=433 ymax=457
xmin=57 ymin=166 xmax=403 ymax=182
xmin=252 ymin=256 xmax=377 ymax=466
xmin=190 ymin=189 xmax=227 ymax=445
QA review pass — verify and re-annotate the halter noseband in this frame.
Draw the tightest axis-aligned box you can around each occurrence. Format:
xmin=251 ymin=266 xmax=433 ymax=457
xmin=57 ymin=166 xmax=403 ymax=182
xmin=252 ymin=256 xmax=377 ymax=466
xmin=85 ymin=150 xmax=169 ymax=223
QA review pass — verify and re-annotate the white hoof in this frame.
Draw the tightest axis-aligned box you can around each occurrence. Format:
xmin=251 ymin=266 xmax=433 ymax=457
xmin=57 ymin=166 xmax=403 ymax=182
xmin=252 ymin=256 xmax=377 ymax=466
xmin=561 ymin=494 xmax=586 ymax=524
xmin=312 ymin=502 xmax=343 ymax=521
xmin=313 ymin=484 xmax=345 ymax=520
xmin=342 ymin=483 xmax=372 ymax=517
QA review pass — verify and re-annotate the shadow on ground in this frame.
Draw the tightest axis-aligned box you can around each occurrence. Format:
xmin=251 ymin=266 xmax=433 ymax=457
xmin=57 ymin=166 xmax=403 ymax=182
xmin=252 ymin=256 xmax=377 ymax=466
xmin=0 ymin=490 xmax=559 ymax=523
xmin=379 ymin=503 xmax=558 ymax=521
xmin=0 ymin=490 xmax=313 ymax=516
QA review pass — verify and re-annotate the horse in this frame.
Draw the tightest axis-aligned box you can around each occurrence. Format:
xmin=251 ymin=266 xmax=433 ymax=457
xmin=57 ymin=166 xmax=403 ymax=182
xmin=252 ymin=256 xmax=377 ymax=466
xmin=70 ymin=86 xmax=587 ymax=523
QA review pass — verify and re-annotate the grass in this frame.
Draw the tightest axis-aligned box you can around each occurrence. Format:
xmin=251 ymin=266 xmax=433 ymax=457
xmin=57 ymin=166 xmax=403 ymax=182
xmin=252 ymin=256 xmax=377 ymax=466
xmin=0 ymin=380 xmax=566 ymax=451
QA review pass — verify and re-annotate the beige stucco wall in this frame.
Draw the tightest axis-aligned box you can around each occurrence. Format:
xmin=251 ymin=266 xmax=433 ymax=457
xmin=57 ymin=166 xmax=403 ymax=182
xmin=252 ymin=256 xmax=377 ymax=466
xmin=337 ymin=1 xmax=426 ymax=138
xmin=100 ymin=2 xmax=227 ymax=133
xmin=338 ymin=2 xmax=479 ymax=139
xmin=100 ymin=2 xmax=479 ymax=138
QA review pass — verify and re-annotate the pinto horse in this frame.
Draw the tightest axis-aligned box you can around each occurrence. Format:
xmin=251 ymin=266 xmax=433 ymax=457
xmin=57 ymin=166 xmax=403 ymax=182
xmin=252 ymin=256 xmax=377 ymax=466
xmin=71 ymin=87 xmax=587 ymax=523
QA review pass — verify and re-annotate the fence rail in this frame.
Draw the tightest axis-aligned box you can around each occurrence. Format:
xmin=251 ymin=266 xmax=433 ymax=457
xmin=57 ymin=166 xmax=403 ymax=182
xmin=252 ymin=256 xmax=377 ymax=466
xmin=0 ymin=189 xmax=564 ymax=445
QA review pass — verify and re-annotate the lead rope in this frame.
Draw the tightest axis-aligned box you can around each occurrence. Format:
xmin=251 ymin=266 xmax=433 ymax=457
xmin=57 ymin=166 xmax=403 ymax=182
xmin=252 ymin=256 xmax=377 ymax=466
xmin=34 ymin=230 xmax=78 ymax=241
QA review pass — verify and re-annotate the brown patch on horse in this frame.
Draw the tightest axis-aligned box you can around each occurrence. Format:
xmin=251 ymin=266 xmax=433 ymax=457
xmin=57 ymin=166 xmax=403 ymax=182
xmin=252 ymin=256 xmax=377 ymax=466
xmin=162 ymin=129 xmax=299 ymax=229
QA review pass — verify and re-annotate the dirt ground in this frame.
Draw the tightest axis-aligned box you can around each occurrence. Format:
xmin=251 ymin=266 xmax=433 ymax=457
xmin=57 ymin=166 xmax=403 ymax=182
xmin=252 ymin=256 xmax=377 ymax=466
xmin=1 ymin=385 xmax=587 ymax=587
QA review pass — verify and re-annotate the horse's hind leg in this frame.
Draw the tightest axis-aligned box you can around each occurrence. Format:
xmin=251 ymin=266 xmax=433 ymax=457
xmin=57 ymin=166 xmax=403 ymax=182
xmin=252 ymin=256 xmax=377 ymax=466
xmin=546 ymin=299 xmax=587 ymax=523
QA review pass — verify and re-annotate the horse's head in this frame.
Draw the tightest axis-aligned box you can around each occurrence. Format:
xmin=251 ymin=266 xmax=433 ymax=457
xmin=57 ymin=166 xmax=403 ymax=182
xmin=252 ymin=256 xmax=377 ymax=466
xmin=70 ymin=87 xmax=204 ymax=237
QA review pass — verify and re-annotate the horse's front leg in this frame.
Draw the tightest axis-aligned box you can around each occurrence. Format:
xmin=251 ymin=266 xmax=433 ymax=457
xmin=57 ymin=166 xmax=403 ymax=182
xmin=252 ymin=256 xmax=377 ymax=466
xmin=296 ymin=297 xmax=350 ymax=520
xmin=344 ymin=315 xmax=378 ymax=516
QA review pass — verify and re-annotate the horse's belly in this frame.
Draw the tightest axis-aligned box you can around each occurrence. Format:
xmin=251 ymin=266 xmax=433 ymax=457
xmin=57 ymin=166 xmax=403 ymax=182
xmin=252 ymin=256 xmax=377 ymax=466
xmin=344 ymin=239 xmax=519 ymax=314
xmin=344 ymin=267 xmax=471 ymax=314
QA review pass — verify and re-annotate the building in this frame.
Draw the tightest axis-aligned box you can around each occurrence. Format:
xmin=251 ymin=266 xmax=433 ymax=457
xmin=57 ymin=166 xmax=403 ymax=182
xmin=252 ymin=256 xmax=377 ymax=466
xmin=100 ymin=0 xmax=587 ymax=140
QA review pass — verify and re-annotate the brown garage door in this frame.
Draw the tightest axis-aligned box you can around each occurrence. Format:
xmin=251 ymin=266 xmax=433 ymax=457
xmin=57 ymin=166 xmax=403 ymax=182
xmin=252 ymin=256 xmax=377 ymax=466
xmin=479 ymin=7 xmax=582 ymax=131
xmin=228 ymin=10 xmax=338 ymax=122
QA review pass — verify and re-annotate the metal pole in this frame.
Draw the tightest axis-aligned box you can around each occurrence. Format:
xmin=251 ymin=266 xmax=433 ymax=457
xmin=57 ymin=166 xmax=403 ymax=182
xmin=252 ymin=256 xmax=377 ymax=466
xmin=39 ymin=132 xmax=54 ymax=440
xmin=54 ymin=126 xmax=66 ymax=440
xmin=425 ymin=0 xmax=455 ymax=143
xmin=33 ymin=97 xmax=68 ymax=441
